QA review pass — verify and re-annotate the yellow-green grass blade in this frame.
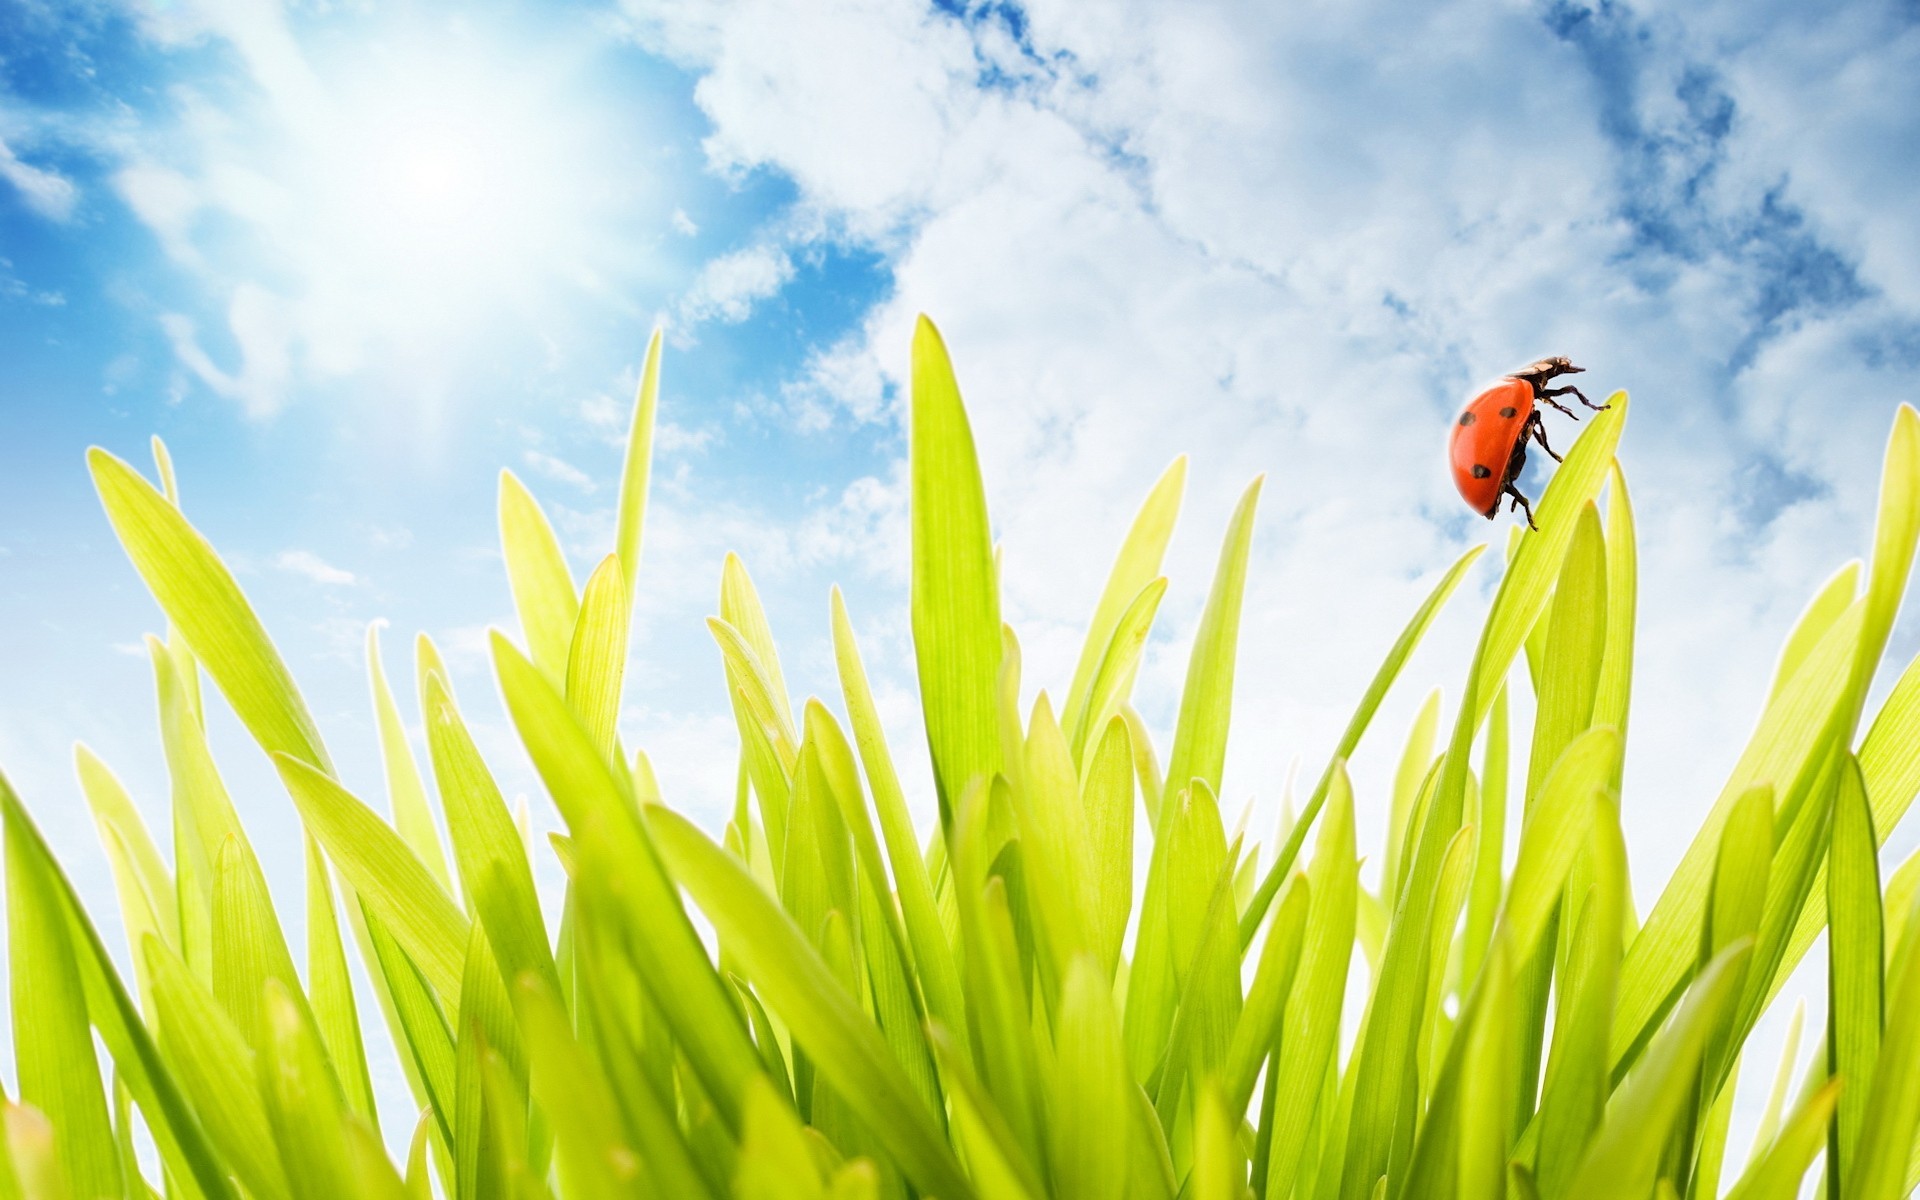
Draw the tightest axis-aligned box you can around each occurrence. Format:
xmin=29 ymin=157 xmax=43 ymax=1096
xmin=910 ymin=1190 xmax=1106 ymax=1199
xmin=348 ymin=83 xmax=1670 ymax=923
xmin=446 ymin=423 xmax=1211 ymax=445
xmin=1498 ymin=728 xmax=1617 ymax=966
xmin=1844 ymin=885 xmax=1920 ymax=1200
xmin=648 ymin=804 xmax=975 ymax=1200
xmin=89 ymin=447 xmax=331 ymax=773
xmin=614 ymin=328 xmax=662 ymax=609
xmin=1262 ymin=764 xmax=1357 ymax=1199
xmin=366 ymin=625 xmax=452 ymax=894
xmin=257 ymin=980 xmax=356 ymax=1199
xmin=1383 ymin=689 xmax=1440 ymax=904
xmin=1594 ymin=461 xmax=1637 ymax=744
xmin=516 ymin=976 xmax=639 ymax=1199
xmin=1013 ymin=693 xmax=1097 ymax=987
xmin=277 ymin=755 xmax=468 ymax=1005
xmin=1771 ymin=640 xmax=1920 ymax=998
xmin=149 ymin=435 xmax=206 ymax=724
xmin=1723 ymin=1079 xmax=1841 ymax=1200
xmin=1192 ymin=1083 xmax=1242 ymax=1200
xmin=566 ymin=555 xmax=630 ymax=762
xmin=1846 ymin=404 xmax=1920 ymax=725
xmin=1525 ymin=502 xmax=1607 ymax=807
xmin=1222 ymin=874 xmax=1310 ymax=1115
xmin=1825 ymin=754 xmax=1881 ymax=1193
xmin=1160 ymin=476 xmax=1261 ymax=821
xmin=1155 ymin=780 xmax=1242 ymax=1109
xmin=498 ymin=469 xmax=580 ymax=689
xmin=423 ymin=669 xmax=560 ymax=998
xmin=952 ymin=783 xmax=1043 ymax=1161
xmin=7 ymin=794 xmax=124 ymax=1200
xmin=151 ymin=631 xmax=239 ymax=980
xmin=362 ymin=912 xmax=457 ymax=1148
xmin=143 ymin=939 xmax=291 ymax=1200
xmin=721 ymin=554 xmax=799 ymax=750
xmin=736 ymin=1075 xmax=826 ymax=1200
xmin=1563 ymin=940 xmax=1750 ymax=1200
xmin=1070 ymin=577 xmax=1169 ymax=769
xmin=492 ymin=633 xmax=761 ymax=1131
xmin=1769 ymin=564 xmax=1860 ymax=707
xmin=1239 ymin=543 xmax=1486 ymax=948
xmin=910 ymin=315 xmax=1003 ymax=831
xmin=211 ymin=835 xmax=307 ymax=1053
xmin=0 ymin=776 xmax=239 ymax=1200
xmin=927 ymin=1023 xmax=1046 ymax=1200
xmin=1061 ymin=454 xmax=1185 ymax=752
xmin=1082 ymin=716 xmax=1135 ymax=979
xmin=1528 ymin=794 xmax=1626 ymax=1197
xmin=830 ymin=589 xmax=965 ymax=1040
xmin=1402 ymin=933 xmax=1517 ymax=1200
xmin=1614 ymin=595 xmax=1864 ymax=1068
xmin=305 ymin=836 xmax=377 ymax=1124
xmin=453 ymin=928 xmax=520 ymax=1200
xmin=73 ymin=745 xmax=176 ymax=1012
xmin=1049 ymin=955 xmax=1133 ymax=1200
xmin=1128 ymin=479 xmax=1260 ymax=1080
xmin=1457 ymin=685 xmax=1509 ymax=1001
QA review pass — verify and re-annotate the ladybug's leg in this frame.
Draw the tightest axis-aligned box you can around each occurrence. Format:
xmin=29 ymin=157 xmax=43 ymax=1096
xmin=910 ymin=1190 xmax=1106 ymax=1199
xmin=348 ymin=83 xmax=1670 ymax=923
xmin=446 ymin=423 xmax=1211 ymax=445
xmin=1544 ymin=385 xmax=1608 ymax=412
xmin=1530 ymin=413 xmax=1563 ymax=463
xmin=1537 ymin=392 xmax=1580 ymax=418
xmin=1505 ymin=486 xmax=1539 ymax=531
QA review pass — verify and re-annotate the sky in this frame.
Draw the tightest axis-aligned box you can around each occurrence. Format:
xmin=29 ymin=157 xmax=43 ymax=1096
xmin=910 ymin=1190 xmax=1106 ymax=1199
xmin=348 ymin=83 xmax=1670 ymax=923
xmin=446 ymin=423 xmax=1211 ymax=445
xmin=3 ymin=0 xmax=1920 ymax=1163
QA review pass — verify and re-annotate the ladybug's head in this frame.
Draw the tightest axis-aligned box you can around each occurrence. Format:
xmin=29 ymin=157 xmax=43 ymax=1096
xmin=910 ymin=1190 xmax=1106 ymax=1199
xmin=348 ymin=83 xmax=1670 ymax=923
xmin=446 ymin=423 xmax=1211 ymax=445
xmin=1542 ymin=356 xmax=1583 ymax=375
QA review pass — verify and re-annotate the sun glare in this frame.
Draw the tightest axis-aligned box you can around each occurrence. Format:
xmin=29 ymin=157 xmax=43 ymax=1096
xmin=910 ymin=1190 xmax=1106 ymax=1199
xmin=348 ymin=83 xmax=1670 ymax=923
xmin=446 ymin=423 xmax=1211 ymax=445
xmin=268 ymin=34 xmax=621 ymax=353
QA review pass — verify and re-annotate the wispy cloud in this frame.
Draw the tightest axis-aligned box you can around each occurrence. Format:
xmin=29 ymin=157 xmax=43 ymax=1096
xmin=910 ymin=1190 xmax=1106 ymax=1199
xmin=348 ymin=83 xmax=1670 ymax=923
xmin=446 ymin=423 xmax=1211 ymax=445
xmin=274 ymin=549 xmax=358 ymax=587
xmin=0 ymin=137 xmax=77 ymax=221
xmin=677 ymin=243 xmax=795 ymax=325
xmin=523 ymin=449 xmax=596 ymax=493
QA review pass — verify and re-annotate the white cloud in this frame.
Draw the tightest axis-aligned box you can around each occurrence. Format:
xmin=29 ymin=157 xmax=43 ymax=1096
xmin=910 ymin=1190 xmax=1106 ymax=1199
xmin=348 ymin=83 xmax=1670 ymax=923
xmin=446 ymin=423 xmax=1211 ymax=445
xmin=0 ymin=137 xmax=78 ymax=221
xmin=671 ymin=207 xmax=699 ymax=236
xmin=523 ymin=449 xmax=596 ymax=493
xmin=677 ymin=243 xmax=795 ymax=325
xmin=274 ymin=549 xmax=358 ymax=587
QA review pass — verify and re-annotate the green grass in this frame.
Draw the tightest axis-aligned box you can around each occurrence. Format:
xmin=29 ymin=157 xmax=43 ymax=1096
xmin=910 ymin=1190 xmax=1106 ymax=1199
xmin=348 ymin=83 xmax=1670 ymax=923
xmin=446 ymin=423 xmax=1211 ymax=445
xmin=5 ymin=314 xmax=1920 ymax=1199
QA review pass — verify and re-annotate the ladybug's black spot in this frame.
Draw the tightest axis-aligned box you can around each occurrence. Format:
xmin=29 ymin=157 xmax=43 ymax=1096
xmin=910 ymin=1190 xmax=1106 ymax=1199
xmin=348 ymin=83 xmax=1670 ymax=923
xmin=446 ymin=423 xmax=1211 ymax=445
xmin=1498 ymin=406 xmax=1518 ymax=418
xmin=1471 ymin=464 xmax=1492 ymax=479
xmin=1459 ymin=412 xmax=1477 ymax=426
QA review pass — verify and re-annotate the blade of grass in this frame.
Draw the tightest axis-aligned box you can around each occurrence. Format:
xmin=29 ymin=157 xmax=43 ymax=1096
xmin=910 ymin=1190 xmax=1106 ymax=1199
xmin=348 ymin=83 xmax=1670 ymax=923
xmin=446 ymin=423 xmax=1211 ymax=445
xmin=499 ymin=470 xmax=580 ymax=690
xmin=90 ymin=447 xmax=331 ymax=773
xmin=910 ymin=315 xmax=1004 ymax=833
xmin=648 ymin=804 xmax=975 ymax=1200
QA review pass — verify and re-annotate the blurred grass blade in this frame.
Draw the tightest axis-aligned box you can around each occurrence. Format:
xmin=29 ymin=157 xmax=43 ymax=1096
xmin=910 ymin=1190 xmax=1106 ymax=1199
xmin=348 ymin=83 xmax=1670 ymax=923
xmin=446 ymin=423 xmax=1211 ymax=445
xmin=7 ymin=792 xmax=124 ymax=1200
xmin=1846 ymin=884 xmax=1920 ymax=1200
xmin=1724 ymin=1080 xmax=1841 ymax=1200
xmin=0 ymin=776 xmax=239 ymax=1200
xmin=1564 ymin=939 xmax=1750 ymax=1200
xmin=1050 ymin=956 xmax=1133 ymax=1200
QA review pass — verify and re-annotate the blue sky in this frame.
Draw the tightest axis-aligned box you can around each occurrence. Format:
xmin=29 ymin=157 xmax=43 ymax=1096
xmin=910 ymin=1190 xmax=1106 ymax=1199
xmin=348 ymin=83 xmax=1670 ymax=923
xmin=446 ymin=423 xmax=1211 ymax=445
xmin=4 ymin=0 xmax=1920 ymax=1150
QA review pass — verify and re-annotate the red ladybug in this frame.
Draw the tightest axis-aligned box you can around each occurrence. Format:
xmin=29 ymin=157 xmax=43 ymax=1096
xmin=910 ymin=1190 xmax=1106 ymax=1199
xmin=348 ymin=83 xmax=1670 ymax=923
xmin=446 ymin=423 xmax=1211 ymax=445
xmin=1449 ymin=357 xmax=1605 ymax=528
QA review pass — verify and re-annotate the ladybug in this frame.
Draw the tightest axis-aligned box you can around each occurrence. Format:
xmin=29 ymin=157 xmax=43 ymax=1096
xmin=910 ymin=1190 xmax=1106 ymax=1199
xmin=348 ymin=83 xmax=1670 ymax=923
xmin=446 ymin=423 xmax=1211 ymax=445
xmin=1449 ymin=357 xmax=1606 ymax=529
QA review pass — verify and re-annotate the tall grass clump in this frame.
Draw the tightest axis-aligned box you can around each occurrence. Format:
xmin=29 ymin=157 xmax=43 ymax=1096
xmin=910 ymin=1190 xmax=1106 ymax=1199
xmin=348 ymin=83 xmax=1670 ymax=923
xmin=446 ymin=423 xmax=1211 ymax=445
xmin=4 ymin=315 xmax=1920 ymax=1200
